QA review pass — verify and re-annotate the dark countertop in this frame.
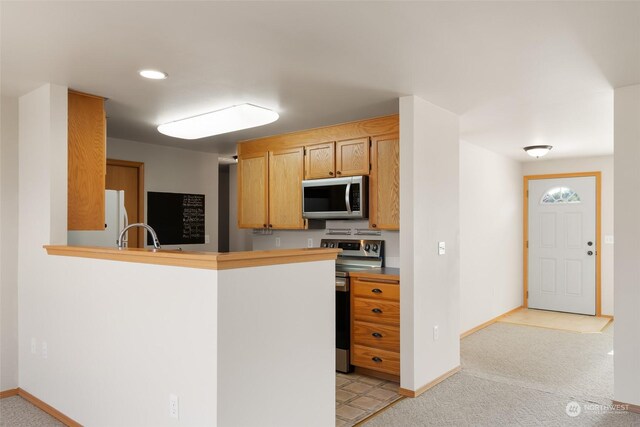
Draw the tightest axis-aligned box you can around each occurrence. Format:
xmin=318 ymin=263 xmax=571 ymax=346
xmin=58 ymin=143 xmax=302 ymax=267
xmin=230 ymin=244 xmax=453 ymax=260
xmin=349 ymin=267 xmax=400 ymax=281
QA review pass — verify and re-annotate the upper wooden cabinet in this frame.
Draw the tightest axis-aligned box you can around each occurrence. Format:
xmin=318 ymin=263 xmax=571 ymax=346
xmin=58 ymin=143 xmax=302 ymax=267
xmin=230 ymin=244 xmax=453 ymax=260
xmin=238 ymin=148 xmax=305 ymax=230
xmin=304 ymin=142 xmax=335 ymax=179
xmin=269 ymin=148 xmax=305 ymax=229
xmin=68 ymin=90 xmax=106 ymax=231
xmin=238 ymin=152 xmax=269 ymax=229
xmin=336 ymin=137 xmax=369 ymax=177
xmin=369 ymin=134 xmax=400 ymax=230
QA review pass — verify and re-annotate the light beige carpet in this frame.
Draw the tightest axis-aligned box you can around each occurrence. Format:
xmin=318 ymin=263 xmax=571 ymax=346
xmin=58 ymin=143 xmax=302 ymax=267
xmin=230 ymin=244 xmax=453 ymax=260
xmin=497 ymin=308 xmax=611 ymax=333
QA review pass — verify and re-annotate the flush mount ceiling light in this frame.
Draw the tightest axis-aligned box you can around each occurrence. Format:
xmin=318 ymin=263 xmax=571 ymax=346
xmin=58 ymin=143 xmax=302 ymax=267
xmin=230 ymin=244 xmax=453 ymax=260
xmin=523 ymin=145 xmax=553 ymax=158
xmin=157 ymin=104 xmax=279 ymax=140
xmin=139 ymin=69 xmax=168 ymax=80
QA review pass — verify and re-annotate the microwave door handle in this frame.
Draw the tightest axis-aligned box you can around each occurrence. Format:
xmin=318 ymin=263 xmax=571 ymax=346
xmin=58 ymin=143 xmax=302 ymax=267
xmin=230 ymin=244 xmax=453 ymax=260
xmin=345 ymin=182 xmax=352 ymax=213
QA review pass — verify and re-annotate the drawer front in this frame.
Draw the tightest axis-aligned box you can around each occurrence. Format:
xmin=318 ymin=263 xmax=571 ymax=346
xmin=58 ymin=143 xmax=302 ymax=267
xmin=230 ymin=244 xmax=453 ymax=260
xmin=353 ymin=321 xmax=399 ymax=352
xmin=352 ymin=279 xmax=399 ymax=301
xmin=352 ymin=344 xmax=400 ymax=375
xmin=353 ymin=298 xmax=400 ymax=325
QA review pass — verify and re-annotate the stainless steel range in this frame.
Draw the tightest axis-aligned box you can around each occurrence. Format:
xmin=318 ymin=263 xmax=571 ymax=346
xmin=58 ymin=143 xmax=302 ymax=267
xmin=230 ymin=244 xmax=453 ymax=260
xmin=321 ymin=238 xmax=384 ymax=373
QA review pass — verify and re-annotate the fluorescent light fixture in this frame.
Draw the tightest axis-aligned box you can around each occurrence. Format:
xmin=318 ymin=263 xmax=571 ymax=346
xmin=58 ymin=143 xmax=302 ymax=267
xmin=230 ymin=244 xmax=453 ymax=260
xmin=523 ymin=145 xmax=553 ymax=158
xmin=157 ymin=104 xmax=279 ymax=140
xmin=139 ymin=69 xmax=168 ymax=80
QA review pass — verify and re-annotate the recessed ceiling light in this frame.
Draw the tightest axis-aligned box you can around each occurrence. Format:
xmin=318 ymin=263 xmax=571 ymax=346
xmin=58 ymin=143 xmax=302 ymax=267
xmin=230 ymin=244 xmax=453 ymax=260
xmin=139 ymin=69 xmax=168 ymax=80
xmin=157 ymin=104 xmax=279 ymax=140
xmin=523 ymin=145 xmax=553 ymax=158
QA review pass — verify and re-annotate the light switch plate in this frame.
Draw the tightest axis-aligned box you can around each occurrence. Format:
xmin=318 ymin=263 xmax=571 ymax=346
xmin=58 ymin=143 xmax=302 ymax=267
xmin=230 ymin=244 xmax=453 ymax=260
xmin=275 ymin=237 xmax=281 ymax=248
xmin=205 ymin=235 xmax=210 ymax=244
xmin=605 ymin=235 xmax=614 ymax=244
xmin=438 ymin=242 xmax=445 ymax=255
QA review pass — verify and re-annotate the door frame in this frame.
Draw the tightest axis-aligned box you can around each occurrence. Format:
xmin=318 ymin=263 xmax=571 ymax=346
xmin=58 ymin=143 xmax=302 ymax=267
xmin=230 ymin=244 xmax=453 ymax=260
xmin=523 ymin=171 xmax=602 ymax=316
xmin=107 ymin=159 xmax=145 ymax=248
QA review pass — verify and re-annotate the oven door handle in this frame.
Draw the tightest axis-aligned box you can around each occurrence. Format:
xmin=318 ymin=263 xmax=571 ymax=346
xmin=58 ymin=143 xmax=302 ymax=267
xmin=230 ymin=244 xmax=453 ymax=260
xmin=336 ymin=276 xmax=350 ymax=292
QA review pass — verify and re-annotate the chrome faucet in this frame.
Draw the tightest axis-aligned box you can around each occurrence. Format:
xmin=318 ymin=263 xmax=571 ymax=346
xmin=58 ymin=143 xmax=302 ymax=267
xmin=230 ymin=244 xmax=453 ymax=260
xmin=117 ymin=223 xmax=161 ymax=250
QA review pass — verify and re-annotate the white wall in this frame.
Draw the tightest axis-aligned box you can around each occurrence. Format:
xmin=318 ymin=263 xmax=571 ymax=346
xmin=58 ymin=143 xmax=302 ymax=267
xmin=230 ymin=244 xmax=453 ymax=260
xmin=1 ymin=96 xmax=20 ymax=391
xmin=228 ymin=163 xmax=252 ymax=252
xmin=460 ymin=141 xmax=522 ymax=333
xmin=522 ymin=155 xmax=614 ymax=315
xmin=217 ymin=261 xmax=335 ymax=426
xmin=107 ymin=137 xmax=219 ymax=252
xmin=613 ymin=84 xmax=640 ymax=407
xmin=400 ymin=95 xmax=460 ymax=392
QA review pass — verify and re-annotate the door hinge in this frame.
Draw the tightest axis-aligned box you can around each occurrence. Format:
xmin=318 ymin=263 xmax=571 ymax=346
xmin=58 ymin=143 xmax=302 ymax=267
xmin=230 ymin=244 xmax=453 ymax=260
xmin=369 ymin=163 xmax=372 ymax=171
xmin=526 ymin=190 xmax=529 ymax=197
xmin=526 ymin=240 xmax=528 ymax=248
xmin=527 ymin=291 xmax=529 ymax=299
xmin=369 ymin=140 xmax=372 ymax=147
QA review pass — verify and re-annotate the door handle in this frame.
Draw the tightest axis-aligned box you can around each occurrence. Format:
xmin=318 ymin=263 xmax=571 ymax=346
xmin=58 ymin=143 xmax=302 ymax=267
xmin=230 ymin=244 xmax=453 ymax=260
xmin=587 ymin=241 xmax=593 ymax=246
xmin=587 ymin=251 xmax=594 ymax=256
xmin=371 ymin=308 xmax=383 ymax=314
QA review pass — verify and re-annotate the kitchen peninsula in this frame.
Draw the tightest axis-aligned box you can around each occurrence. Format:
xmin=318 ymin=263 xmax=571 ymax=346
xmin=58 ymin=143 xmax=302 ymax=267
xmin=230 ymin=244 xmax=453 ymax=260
xmin=40 ymin=245 xmax=340 ymax=426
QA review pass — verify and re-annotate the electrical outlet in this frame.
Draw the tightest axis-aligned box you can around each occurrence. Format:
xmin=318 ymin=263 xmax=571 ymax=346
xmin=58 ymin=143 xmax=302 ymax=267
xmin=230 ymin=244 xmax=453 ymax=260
xmin=169 ymin=394 xmax=179 ymax=419
xmin=275 ymin=237 xmax=281 ymax=248
xmin=205 ymin=235 xmax=210 ymax=244
xmin=42 ymin=341 xmax=48 ymax=359
xmin=307 ymin=238 xmax=313 ymax=248
xmin=433 ymin=325 xmax=439 ymax=341
xmin=605 ymin=235 xmax=614 ymax=244
xmin=31 ymin=338 xmax=37 ymax=354
xmin=438 ymin=242 xmax=446 ymax=255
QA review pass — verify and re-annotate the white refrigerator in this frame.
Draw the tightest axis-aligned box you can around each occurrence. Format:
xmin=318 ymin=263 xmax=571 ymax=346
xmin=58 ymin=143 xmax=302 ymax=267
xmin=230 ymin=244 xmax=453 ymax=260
xmin=67 ymin=190 xmax=128 ymax=247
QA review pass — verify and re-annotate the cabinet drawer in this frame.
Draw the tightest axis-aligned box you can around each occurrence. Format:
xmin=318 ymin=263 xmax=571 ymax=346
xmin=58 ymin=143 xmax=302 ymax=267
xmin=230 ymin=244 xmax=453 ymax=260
xmin=353 ymin=321 xmax=399 ymax=352
xmin=353 ymin=279 xmax=399 ymax=301
xmin=353 ymin=298 xmax=399 ymax=325
xmin=352 ymin=344 xmax=400 ymax=375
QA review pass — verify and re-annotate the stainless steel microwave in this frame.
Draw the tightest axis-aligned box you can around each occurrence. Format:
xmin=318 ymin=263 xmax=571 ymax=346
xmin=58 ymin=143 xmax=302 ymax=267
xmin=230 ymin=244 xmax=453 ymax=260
xmin=302 ymin=176 xmax=368 ymax=219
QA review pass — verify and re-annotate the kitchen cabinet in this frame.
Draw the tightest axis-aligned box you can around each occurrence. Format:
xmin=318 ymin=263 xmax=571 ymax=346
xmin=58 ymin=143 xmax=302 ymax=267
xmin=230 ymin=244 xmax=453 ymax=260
xmin=335 ymin=137 xmax=369 ymax=177
xmin=304 ymin=142 xmax=335 ymax=179
xmin=269 ymin=148 xmax=305 ymax=229
xmin=238 ymin=152 xmax=269 ymax=228
xmin=369 ymin=134 xmax=400 ymax=230
xmin=68 ymin=90 xmax=106 ymax=230
xmin=238 ymin=148 xmax=306 ymax=229
xmin=350 ymin=274 xmax=400 ymax=376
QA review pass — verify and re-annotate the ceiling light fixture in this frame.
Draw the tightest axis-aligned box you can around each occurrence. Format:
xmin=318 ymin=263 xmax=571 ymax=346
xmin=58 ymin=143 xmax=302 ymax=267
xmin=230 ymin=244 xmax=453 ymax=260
xmin=139 ymin=69 xmax=168 ymax=80
xmin=523 ymin=145 xmax=553 ymax=158
xmin=157 ymin=104 xmax=279 ymax=140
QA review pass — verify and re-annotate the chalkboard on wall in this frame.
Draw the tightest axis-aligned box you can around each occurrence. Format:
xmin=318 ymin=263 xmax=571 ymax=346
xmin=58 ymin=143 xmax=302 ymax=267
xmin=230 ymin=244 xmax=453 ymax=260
xmin=147 ymin=192 xmax=205 ymax=245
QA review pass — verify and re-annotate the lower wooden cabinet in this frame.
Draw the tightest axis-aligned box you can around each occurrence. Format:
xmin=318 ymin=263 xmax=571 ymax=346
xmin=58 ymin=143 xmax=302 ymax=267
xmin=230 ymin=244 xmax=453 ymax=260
xmin=350 ymin=275 xmax=400 ymax=376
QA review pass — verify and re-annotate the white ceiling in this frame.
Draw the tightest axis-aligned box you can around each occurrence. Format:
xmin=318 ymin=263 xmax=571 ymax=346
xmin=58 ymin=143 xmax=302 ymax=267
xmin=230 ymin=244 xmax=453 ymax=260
xmin=2 ymin=2 xmax=639 ymax=160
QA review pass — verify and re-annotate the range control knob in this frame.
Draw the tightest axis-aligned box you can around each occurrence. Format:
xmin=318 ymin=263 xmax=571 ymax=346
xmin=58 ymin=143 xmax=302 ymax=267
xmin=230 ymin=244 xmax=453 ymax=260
xmin=364 ymin=244 xmax=371 ymax=251
xmin=372 ymin=244 xmax=379 ymax=252
xmin=329 ymin=243 xmax=335 ymax=248
xmin=321 ymin=242 xmax=328 ymax=248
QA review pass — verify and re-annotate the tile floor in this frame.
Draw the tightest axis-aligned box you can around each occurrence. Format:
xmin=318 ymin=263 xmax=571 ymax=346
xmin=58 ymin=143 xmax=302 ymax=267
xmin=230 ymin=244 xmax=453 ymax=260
xmin=335 ymin=372 xmax=403 ymax=426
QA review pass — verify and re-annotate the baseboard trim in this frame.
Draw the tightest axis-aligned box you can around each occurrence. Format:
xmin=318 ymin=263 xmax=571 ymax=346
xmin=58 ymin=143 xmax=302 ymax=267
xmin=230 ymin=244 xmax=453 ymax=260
xmin=354 ymin=367 xmax=400 ymax=383
xmin=460 ymin=306 xmax=524 ymax=339
xmin=398 ymin=365 xmax=461 ymax=398
xmin=0 ymin=388 xmax=19 ymax=398
xmin=17 ymin=388 xmax=81 ymax=427
xmin=614 ymin=400 xmax=640 ymax=414
xmin=600 ymin=314 xmax=614 ymax=319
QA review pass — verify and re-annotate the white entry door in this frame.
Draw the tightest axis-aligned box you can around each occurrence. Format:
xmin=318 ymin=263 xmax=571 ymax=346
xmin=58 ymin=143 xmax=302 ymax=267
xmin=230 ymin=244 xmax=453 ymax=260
xmin=528 ymin=176 xmax=596 ymax=315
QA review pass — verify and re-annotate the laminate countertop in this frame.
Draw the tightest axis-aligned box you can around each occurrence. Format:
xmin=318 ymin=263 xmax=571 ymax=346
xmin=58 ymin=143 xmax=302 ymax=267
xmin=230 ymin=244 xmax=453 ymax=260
xmin=44 ymin=246 xmax=341 ymax=270
xmin=349 ymin=267 xmax=400 ymax=281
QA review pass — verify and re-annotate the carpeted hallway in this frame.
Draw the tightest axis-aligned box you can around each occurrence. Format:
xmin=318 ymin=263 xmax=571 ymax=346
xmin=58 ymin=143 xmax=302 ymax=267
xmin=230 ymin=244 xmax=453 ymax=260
xmin=364 ymin=322 xmax=640 ymax=426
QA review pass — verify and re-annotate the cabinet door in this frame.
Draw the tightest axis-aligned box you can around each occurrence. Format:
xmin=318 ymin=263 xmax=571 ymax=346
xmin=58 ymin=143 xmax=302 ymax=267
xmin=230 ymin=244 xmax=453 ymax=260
xmin=304 ymin=142 xmax=335 ymax=179
xmin=68 ymin=90 xmax=106 ymax=230
xmin=238 ymin=152 xmax=269 ymax=229
xmin=336 ymin=137 xmax=369 ymax=177
xmin=369 ymin=134 xmax=399 ymax=230
xmin=269 ymin=148 xmax=305 ymax=229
